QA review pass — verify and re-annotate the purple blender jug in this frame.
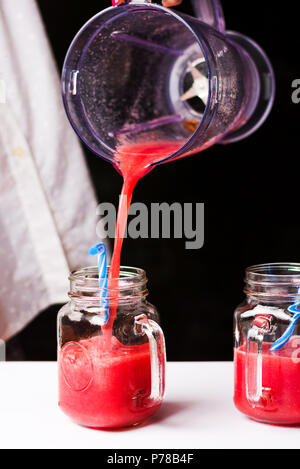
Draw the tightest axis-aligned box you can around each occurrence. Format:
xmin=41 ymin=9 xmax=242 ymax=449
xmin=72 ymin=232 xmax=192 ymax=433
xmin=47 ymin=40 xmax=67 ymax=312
xmin=62 ymin=0 xmax=275 ymax=166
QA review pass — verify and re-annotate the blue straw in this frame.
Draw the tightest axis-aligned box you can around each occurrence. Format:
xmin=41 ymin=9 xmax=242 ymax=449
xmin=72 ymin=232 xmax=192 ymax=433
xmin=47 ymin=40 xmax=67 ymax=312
xmin=270 ymin=289 xmax=300 ymax=351
xmin=89 ymin=243 xmax=109 ymax=325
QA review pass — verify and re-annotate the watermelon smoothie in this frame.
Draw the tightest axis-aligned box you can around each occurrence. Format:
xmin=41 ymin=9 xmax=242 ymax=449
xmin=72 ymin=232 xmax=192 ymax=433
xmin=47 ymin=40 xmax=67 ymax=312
xmin=59 ymin=335 xmax=161 ymax=428
xmin=234 ymin=337 xmax=300 ymax=425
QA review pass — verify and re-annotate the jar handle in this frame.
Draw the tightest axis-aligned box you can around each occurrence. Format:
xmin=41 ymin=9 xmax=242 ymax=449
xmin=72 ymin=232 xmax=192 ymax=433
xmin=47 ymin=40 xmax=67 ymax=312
xmin=246 ymin=315 xmax=272 ymax=407
xmin=134 ymin=314 xmax=166 ymax=402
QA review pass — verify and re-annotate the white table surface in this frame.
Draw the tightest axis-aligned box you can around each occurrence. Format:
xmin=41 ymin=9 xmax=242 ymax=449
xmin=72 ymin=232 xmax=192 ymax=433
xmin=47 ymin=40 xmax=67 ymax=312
xmin=0 ymin=362 xmax=299 ymax=450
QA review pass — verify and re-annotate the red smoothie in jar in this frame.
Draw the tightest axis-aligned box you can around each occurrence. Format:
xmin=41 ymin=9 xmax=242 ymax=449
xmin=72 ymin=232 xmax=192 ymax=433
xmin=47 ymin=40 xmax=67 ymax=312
xmin=59 ymin=335 xmax=161 ymax=428
xmin=234 ymin=337 xmax=300 ymax=425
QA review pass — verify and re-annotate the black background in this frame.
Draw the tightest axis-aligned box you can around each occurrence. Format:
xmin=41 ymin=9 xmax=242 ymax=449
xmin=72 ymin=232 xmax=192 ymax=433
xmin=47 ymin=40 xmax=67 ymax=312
xmin=7 ymin=0 xmax=300 ymax=361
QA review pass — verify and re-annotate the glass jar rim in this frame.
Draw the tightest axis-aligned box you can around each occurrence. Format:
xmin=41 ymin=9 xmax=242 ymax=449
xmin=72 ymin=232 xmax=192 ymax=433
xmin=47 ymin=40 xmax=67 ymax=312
xmin=246 ymin=263 xmax=300 ymax=283
xmin=244 ymin=263 xmax=300 ymax=299
xmin=69 ymin=266 xmax=148 ymax=299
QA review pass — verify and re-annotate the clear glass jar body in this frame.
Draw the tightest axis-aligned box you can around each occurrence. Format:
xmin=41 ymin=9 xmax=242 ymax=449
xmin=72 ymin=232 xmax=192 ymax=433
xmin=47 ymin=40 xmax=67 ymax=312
xmin=234 ymin=263 xmax=300 ymax=425
xmin=57 ymin=267 xmax=166 ymax=429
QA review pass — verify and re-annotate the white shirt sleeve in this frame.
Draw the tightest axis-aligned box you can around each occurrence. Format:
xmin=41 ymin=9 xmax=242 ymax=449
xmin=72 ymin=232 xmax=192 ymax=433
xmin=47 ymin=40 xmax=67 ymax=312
xmin=0 ymin=0 xmax=108 ymax=340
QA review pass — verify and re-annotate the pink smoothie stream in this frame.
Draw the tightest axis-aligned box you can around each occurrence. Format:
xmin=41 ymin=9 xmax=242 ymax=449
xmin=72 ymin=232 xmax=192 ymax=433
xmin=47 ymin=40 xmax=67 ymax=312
xmin=104 ymin=138 xmax=214 ymax=335
xmin=104 ymin=140 xmax=187 ymax=337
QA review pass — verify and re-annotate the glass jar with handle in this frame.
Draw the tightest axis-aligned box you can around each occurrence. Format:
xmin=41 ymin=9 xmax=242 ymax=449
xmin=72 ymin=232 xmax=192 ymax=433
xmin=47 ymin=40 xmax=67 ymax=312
xmin=234 ymin=263 xmax=300 ymax=425
xmin=58 ymin=266 xmax=166 ymax=428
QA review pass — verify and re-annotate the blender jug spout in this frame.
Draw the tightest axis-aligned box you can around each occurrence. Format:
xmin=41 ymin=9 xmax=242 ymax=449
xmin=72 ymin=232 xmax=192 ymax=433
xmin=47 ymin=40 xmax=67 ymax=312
xmin=190 ymin=0 xmax=225 ymax=33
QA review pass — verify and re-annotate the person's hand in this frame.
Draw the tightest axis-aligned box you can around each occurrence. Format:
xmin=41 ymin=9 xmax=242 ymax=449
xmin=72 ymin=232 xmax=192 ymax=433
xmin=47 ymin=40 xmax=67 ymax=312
xmin=112 ymin=1 xmax=182 ymax=6
xmin=163 ymin=0 xmax=182 ymax=6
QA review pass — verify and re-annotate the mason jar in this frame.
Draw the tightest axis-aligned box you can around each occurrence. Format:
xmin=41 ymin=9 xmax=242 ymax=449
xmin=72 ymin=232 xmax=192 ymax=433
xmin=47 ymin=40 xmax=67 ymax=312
xmin=234 ymin=263 xmax=300 ymax=425
xmin=58 ymin=266 xmax=166 ymax=429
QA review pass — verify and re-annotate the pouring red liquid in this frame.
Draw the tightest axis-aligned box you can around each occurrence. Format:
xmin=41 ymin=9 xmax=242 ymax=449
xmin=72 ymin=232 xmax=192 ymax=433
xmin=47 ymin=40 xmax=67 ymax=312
xmin=104 ymin=140 xmax=186 ymax=335
xmin=104 ymin=137 xmax=216 ymax=335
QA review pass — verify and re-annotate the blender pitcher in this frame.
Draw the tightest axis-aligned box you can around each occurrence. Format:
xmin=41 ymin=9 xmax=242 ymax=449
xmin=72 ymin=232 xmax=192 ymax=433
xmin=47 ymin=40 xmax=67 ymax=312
xmin=62 ymin=0 xmax=275 ymax=168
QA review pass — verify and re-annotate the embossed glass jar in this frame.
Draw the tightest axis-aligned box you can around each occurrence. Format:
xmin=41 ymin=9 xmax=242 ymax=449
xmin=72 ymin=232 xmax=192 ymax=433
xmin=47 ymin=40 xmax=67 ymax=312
xmin=57 ymin=266 xmax=166 ymax=429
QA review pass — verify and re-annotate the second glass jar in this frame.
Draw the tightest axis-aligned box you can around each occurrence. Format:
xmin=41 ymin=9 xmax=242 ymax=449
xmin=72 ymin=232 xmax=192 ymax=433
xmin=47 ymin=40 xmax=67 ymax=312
xmin=234 ymin=263 xmax=300 ymax=425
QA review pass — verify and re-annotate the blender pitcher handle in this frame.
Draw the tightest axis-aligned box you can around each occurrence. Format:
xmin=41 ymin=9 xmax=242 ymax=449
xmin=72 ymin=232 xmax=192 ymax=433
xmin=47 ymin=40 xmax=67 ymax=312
xmin=245 ymin=315 xmax=272 ymax=407
xmin=190 ymin=0 xmax=226 ymax=33
xmin=134 ymin=314 xmax=166 ymax=402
